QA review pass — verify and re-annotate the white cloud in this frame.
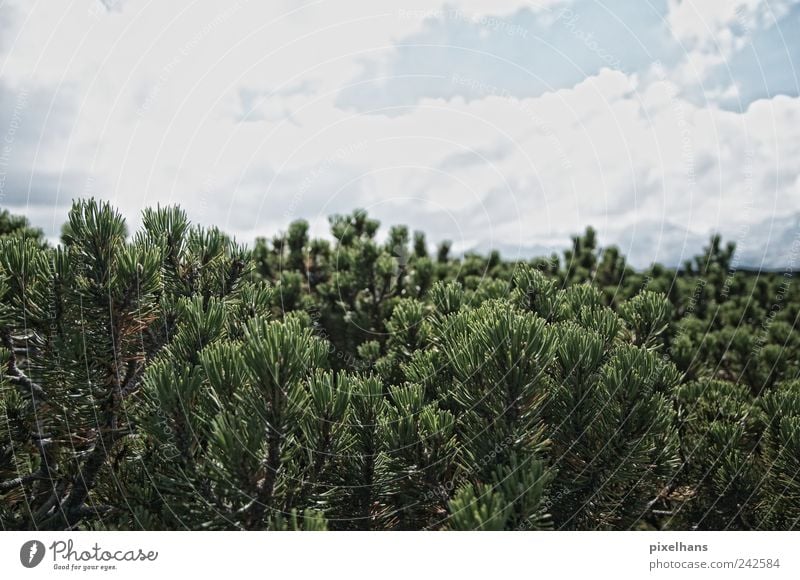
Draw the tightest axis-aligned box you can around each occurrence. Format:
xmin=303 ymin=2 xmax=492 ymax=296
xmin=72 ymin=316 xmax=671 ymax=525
xmin=667 ymin=0 xmax=793 ymax=52
xmin=1 ymin=0 xmax=798 ymax=267
xmin=665 ymin=0 xmax=799 ymax=100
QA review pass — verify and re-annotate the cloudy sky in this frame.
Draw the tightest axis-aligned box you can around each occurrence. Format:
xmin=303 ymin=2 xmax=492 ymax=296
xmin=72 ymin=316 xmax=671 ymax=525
xmin=1 ymin=0 xmax=799 ymax=267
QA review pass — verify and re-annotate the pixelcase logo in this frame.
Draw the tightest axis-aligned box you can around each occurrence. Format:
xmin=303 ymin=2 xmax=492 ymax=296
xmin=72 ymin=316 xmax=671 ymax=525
xmin=20 ymin=540 xmax=46 ymax=568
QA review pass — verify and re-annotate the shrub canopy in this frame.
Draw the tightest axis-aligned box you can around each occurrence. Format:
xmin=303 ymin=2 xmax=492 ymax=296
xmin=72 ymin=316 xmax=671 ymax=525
xmin=1 ymin=200 xmax=798 ymax=530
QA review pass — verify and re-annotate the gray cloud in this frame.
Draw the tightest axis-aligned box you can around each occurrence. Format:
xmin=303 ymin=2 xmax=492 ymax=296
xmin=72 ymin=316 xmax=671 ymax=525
xmin=1 ymin=169 xmax=86 ymax=205
xmin=438 ymin=139 xmax=514 ymax=170
xmin=0 ymin=80 xmax=81 ymax=214
xmin=0 ymin=5 xmax=18 ymax=53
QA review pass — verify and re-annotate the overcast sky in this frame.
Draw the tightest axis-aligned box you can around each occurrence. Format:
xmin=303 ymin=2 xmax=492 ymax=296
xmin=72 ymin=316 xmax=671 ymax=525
xmin=1 ymin=0 xmax=799 ymax=267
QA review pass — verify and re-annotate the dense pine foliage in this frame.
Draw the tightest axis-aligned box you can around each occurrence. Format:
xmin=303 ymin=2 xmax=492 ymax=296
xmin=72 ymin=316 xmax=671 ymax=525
xmin=1 ymin=199 xmax=799 ymax=530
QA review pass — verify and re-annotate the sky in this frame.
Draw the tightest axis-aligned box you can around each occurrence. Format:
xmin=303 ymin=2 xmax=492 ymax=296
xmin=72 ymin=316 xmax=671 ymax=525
xmin=1 ymin=0 xmax=799 ymax=268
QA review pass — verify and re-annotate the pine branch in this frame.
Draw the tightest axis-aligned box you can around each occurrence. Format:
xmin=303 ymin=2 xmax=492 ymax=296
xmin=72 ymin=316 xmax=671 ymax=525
xmin=245 ymin=431 xmax=282 ymax=529
xmin=0 ymin=468 xmax=47 ymax=491
xmin=2 ymin=330 xmax=47 ymax=401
